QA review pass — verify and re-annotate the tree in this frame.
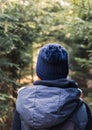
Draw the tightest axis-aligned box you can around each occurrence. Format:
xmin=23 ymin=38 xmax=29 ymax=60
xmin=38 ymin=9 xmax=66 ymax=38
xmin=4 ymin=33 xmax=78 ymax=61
xmin=0 ymin=0 xmax=92 ymax=129
xmin=65 ymin=0 xmax=92 ymax=87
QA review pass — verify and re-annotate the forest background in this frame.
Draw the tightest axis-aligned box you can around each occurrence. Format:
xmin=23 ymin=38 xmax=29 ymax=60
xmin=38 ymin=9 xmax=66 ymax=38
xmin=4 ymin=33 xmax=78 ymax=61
xmin=0 ymin=0 xmax=92 ymax=130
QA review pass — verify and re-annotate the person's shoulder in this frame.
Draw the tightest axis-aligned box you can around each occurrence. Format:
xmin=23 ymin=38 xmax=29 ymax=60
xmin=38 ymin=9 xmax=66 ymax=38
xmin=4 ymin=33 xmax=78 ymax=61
xmin=18 ymin=86 xmax=26 ymax=93
xmin=17 ymin=84 xmax=33 ymax=93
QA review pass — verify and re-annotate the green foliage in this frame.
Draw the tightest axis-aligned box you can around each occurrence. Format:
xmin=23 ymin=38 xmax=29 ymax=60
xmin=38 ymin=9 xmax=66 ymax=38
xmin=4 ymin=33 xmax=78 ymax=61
xmin=71 ymin=0 xmax=92 ymax=67
xmin=0 ymin=0 xmax=92 ymax=129
xmin=0 ymin=93 xmax=15 ymax=128
xmin=0 ymin=1 xmax=33 ymax=128
xmin=0 ymin=4 xmax=32 ymax=85
xmin=59 ymin=0 xmax=92 ymax=87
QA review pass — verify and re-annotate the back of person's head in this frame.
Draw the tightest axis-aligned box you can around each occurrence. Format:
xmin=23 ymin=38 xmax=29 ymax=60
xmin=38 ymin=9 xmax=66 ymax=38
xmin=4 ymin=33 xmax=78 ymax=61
xmin=36 ymin=43 xmax=69 ymax=80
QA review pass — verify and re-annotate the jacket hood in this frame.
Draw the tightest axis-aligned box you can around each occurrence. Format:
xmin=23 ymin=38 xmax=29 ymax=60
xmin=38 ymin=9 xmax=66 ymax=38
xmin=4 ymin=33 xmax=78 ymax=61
xmin=16 ymin=79 xmax=82 ymax=129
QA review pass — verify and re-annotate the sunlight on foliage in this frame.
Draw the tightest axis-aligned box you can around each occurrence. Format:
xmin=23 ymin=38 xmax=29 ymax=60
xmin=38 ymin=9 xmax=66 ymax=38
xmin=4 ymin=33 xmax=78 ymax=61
xmin=0 ymin=0 xmax=92 ymax=129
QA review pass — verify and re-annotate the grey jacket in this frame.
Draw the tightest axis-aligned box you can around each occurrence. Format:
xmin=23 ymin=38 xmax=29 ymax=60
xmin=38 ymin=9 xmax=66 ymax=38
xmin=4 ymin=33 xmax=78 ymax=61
xmin=16 ymin=79 xmax=88 ymax=130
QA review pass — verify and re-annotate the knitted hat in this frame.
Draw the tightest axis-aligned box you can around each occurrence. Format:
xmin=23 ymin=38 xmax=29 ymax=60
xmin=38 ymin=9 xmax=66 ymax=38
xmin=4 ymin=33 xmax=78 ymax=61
xmin=36 ymin=43 xmax=69 ymax=80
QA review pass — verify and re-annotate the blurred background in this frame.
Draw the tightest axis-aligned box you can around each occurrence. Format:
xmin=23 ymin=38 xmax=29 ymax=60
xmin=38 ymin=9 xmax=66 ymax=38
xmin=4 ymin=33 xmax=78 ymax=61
xmin=0 ymin=0 xmax=92 ymax=129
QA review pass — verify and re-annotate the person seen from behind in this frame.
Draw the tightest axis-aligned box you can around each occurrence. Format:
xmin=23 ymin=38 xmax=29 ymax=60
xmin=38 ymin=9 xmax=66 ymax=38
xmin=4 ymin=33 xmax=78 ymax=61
xmin=12 ymin=43 xmax=92 ymax=130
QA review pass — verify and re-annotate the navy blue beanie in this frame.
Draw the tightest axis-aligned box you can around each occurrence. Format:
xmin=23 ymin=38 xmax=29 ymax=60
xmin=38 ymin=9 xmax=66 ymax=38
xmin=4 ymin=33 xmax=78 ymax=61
xmin=36 ymin=43 xmax=69 ymax=80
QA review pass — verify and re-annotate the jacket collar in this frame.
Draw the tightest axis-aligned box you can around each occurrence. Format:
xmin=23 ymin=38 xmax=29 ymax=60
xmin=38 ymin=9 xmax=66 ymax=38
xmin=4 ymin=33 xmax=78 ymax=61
xmin=33 ymin=78 xmax=78 ymax=89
